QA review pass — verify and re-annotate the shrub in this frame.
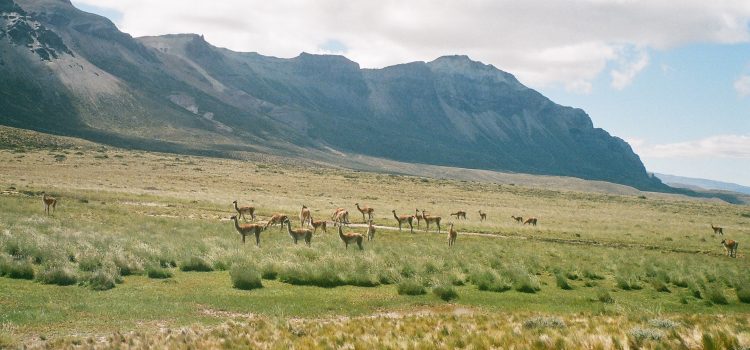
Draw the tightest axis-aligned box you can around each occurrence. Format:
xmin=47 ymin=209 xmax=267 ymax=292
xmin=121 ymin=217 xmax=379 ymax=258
xmin=0 ymin=258 xmax=34 ymax=280
xmin=705 ymin=287 xmax=728 ymax=305
xmin=736 ymin=287 xmax=750 ymax=304
xmin=397 ymin=279 xmax=426 ymax=296
xmin=260 ymin=263 xmax=279 ymax=280
xmin=616 ymin=275 xmax=642 ymax=291
xmin=651 ymin=280 xmax=671 ymax=293
xmin=78 ymin=255 xmax=103 ymax=272
xmin=629 ymin=327 xmax=663 ymax=342
xmin=230 ymin=264 xmax=263 ymax=290
xmin=432 ymin=285 xmax=458 ymax=302
xmin=523 ymin=317 xmax=566 ymax=329
xmin=113 ymin=255 xmax=143 ymax=276
xmin=648 ymin=319 xmax=679 ymax=330
xmin=88 ymin=270 xmax=116 ymax=291
xmin=471 ymin=271 xmax=511 ymax=293
xmin=583 ymin=269 xmax=605 ymax=280
xmin=37 ymin=265 xmax=78 ymax=286
xmin=597 ymin=289 xmax=614 ymax=303
xmin=555 ymin=273 xmax=573 ymax=290
xmin=513 ymin=273 xmax=541 ymax=293
xmin=146 ymin=266 xmax=173 ymax=279
xmin=180 ymin=257 xmax=213 ymax=272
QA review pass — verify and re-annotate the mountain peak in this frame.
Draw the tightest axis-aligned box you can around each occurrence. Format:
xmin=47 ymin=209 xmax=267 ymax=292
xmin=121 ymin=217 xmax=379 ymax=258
xmin=427 ymin=55 xmax=522 ymax=87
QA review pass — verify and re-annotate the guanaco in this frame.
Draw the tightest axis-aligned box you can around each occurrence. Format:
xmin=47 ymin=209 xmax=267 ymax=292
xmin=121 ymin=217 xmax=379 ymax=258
xmin=300 ymin=205 xmax=312 ymax=227
xmin=448 ymin=222 xmax=457 ymax=247
xmin=415 ymin=209 xmax=424 ymax=228
xmin=338 ymin=225 xmax=363 ymax=250
xmin=284 ymin=219 xmax=313 ymax=246
xmin=721 ymin=239 xmax=738 ymax=258
xmin=264 ymin=213 xmax=289 ymax=231
xmin=42 ymin=193 xmax=57 ymax=215
xmin=392 ymin=210 xmax=414 ymax=233
xmin=309 ymin=214 xmax=327 ymax=234
xmin=711 ymin=224 xmax=724 ymax=235
xmin=355 ymin=203 xmax=374 ymax=223
xmin=524 ymin=217 xmax=538 ymax=226
xmin=421 ymin=209 xmax=442 ymax=233
xmin=231 ymin=215 xmax=265 ymax=246
xmin=478 ymin=210 xmax=487 ymax=222
xmin=232 ymin=200 xmax=255 ymax=221
xmin=333 ymin=209 xmax=350 ymax=227
xmin=331 ymin=207 xmax=346 ymax=220
xmin=450 ymin=211 xmax=467 ymax=220
xmin=367 ymin=220 xmax=376 ymax=241
xmin=511 ymin=215 xmax=523 ymax=224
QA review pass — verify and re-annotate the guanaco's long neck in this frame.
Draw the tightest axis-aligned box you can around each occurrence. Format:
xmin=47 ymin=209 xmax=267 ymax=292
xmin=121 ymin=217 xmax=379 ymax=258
xmin=338 ymin=225 xmax=345 ymax=239
xmin=285 ymin=221 xmax=293 ymax=235
xmin=233 ymin=217 xmax=242 ymax=231
xmin=393 ymin=211 xmax=400 ymax=221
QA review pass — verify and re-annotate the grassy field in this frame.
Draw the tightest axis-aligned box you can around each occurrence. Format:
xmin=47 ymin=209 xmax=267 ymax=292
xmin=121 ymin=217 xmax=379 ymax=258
xmin=1 ymin=130 xmax=750 ymax=348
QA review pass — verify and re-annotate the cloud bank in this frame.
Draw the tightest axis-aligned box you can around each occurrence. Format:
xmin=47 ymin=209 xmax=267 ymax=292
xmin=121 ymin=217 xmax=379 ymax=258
xmin=71 ymin=0 xmax=750 ymax=92
xmin=627 ymin=135 xmax=750 ymax=159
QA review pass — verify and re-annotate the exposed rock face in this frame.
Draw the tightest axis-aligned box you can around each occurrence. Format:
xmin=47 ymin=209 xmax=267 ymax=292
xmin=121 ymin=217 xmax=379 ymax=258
xmin=0 ymin=0 xmax=667 ymax=191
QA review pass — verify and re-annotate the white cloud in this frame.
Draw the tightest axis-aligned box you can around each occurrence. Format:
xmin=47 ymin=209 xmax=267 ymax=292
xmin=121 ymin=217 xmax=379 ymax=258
xmin=734 ymin=75 xmax=750 ymax=97
xmin=611 ymin=49 xmax=649 ymax=90
xmin=70 ymin=0 xmax=750 ymax=90
xmin=629 ymin=135 xmax=750 ymax=158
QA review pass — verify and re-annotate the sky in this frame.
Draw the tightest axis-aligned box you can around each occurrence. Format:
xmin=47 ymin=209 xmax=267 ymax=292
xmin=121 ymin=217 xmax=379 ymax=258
xmin=71 ymin=0 xmax=750 ymax=186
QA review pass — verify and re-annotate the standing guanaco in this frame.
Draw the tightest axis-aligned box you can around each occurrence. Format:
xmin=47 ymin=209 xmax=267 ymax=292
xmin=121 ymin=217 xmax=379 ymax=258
xmin=450 ymin=211 xmax=467 ymax=220
xmin=284 ymin=219 xmax=313 ymax=246
xmin=392 ymin=210 xmax=414 ymax=233
xmin=355 ymin=203 xmax=374 ymax=223
xmin=511 ymin=215 xmax=523 ymax=224
xmin=415 ymin=209 xmax=424 ymax=228
xmin=42 ymin=193 xmax=57 ymax=215
xmin=367 ymin=220 xmax=376 ymax=241
xmin=310 ymin=214 xmax=327 ymax=234
xmin=232 ymin=200 xmax=255 ymax=221
xmin=711 ymin=224 xmax=724 ymax=235
xmin=338 ymin=225 xmax=363 ymax=250
xmin=478 ymin=210 xmax=487 ymax=222
xmin=448 ymin=222 xmax=457 ymax=247
xmin=524 ymin=217 xmax=538 ymax=226
xmin=231 ymin=215 xmax=265 ymax=246
xmin=721 ymin=239 xmax=738 ymax=258
xmin=264 ymin=213 xmax=289 ymax=231
xmin=333 ymin=209 xmax=350 ymax=227
xmin=421 ymin=209 xmax=442 ymax=233
xmin=300 ymin=205 xmax=312 ymax=227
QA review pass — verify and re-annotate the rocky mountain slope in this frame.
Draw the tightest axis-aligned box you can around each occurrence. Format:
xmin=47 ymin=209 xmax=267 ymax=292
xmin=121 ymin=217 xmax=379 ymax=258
xmin=0 ymin=0 xmax=668 ymax=191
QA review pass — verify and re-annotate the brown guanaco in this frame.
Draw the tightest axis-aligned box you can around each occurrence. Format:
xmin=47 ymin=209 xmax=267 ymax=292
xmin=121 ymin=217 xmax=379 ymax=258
xmin=511 ymin=215 xmax=523 ymax=224
xmin=721 ymin=239 xmax=738 ymax=258
xmin=421 ymin=209 xmax=442 ymax=233
xmin=711 ymin=224 xmax=724 ymax=235
xmin=264 ymin=213 xmax=289 ymax=231
xmin=450 ymin=211 xmax=467 ymax=220
xmin=333 ymin=209 xmax=350 ymax=227
xmin=231 ymin=215 xmax=265 ymax=246
xmin=338 ymin=225 xmax=363 ymax=250
xmin=523 ymin=217 xmax=538 ymax=226
xmin=415 ymin=209 xmax=424 ymax=228
xmin=355 ymin=203 xmax=374 ymax=223
xmin=300 ymin=205 xmax=312 ymax=227
xmin=478 ymin=210 xmax=487 ymax=222
xmin=367 ymin=220 xmax=376 ymax=241
xmin=232 ymin=200 xmax=255 ymax=221
xmin=448 ymin=222 xmax=457 ymax=247
xmin=284 ymin=219 xmax=313 ymax=246
xmin=42 ymin=193 xmax=57 ymax=215
xmin=310 ymin=214 xmax=327 ymax=234
xmin=392 ymin=210 xmax=414 ymax=233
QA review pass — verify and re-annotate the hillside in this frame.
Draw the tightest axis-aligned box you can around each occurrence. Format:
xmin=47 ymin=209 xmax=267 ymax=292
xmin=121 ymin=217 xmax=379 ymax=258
xmin=0 ymin=0 xmax=667 ymax=191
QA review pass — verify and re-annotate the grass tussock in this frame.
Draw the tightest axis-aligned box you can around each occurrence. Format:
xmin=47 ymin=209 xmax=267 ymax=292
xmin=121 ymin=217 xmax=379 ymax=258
xmin=432 ymin=285 xmax=458 ymax=302
xmin=397 ymin=279 xmax=426 ymax=296
xmin=180 ymin=257 xmax=213 ymax=272
xmin=37 ymin=265 xmax=78 ymax=286
xmin=146 ymin=266 xmax=173 ymax=279
xmin=230 ymin=263 xmax=263 ymax=290
xmin=0 ymin=256 xmax=34 ymax=280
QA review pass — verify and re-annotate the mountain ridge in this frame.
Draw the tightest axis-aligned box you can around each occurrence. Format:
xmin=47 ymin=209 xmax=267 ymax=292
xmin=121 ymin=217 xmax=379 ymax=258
xmin=0 ymin=0 xmax=669 ymax=191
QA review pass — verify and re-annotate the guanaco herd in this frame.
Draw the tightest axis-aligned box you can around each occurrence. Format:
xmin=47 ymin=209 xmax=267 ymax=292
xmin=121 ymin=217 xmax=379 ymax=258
xmin=38 ymin=193 xmax=742 ymax=257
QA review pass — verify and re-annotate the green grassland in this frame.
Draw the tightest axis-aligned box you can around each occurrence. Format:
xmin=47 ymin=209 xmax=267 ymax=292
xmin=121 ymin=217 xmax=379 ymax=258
xmin=1 ymin=130 xmax=750 ymax=348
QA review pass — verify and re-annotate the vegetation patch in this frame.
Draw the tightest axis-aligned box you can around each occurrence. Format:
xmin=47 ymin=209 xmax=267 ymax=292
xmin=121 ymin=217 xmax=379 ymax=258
xmin=37 ymin=265 xmax=78 ymax=286
xmin=397 ymin=279 xmax=426 ymax=296
xmin=180 ymin=257 xmax=213 ymax=272
xmin=230 ymin=263 xmax=263 ymax=290
xmin=146 ymin=266 xmax=173 ymax=279
xmin=432 ymin=285 xmax=458 ymax=302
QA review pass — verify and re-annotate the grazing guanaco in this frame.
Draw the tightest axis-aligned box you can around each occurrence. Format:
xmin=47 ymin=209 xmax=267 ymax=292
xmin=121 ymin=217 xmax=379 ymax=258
xmin=511 ymin=215 xmax=523 ymax=224
xmin=333 ymin=209 xmax=350 ymax=227
xmin=367 ymin=220 xmax=376 ymax=241
xmin=721 ymin=239 xmax=738 ymax=258
xmin=392 ymin=210 xmax=414 ymax=233
xmin=300 ymin=205 xmax=312 ymax=227
xmin=421 ymin=209 xmax=442 ymax=233
xmin=523 ymin=217 xmax=538 ymax=226
xmin=331 ymin=207 xmax=346 ymax=220
xmin=284 ymin=219 xmax=313 ymax=246
xmin=264 ymin=213 xmax=289 ymax=231
xmin=338 ymin=224 xmax=363 ymax=250
xmin=355 ymin=203 xmax=374 ymax=223
xmin=309 ymin=214 xmax=327 ymax=234
xmin=415 ymin=209 xmax=424 ymax=228
xmin=450 ymin=211 xmax=467 ymax=220
xmin=232 ymin=200 xmax=255 ymax=221
xmin=231 ymin=215 xmax=265 ymax=246
xmin=448 ymin=222 xmax=457 ymax=247
xmin=42 ymin=193 xmax=57 ymax=215
xmin=478 ymin=210 xmax=487 ymax=222
xmin=711 ymin=224 xmax=724 ymax=235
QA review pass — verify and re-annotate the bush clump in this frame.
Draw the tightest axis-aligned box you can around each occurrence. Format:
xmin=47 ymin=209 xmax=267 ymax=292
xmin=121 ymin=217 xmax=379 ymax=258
xmin=230 ymin=263 xmax=263 ymax=290
xmin=37 ymin=265 xmax=78 ymax=286
xmin=397 ymin=279 xmax=426 ymax=296
xmin=470 ymin=271 xmax=511 ymax=293
xmin=736 ymin=287 xmax=750 ymax=304
xmin=146 ymin=266 xmax=173 ymax=279
xmin=705 ymin=287 xmax=729 ymax=305
xmin=523 ymin=316 xmax=566 ymax=329
xmin=0 ymin=258 xmax=34 ymax=280
xmin=180 ymin=257 xmax=213 ymax=272
xmin=555 ymin=273 xmax=573 ymax=290
xmin=432 ymin=285 xmax=458 ymax=302
xmin=260 ymin=263 xmax=279 ymax=280
xmin=597 ymin=289 xmax=615 ymax=303
xmin=87 ymin=270 xmax=116 ymax=291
